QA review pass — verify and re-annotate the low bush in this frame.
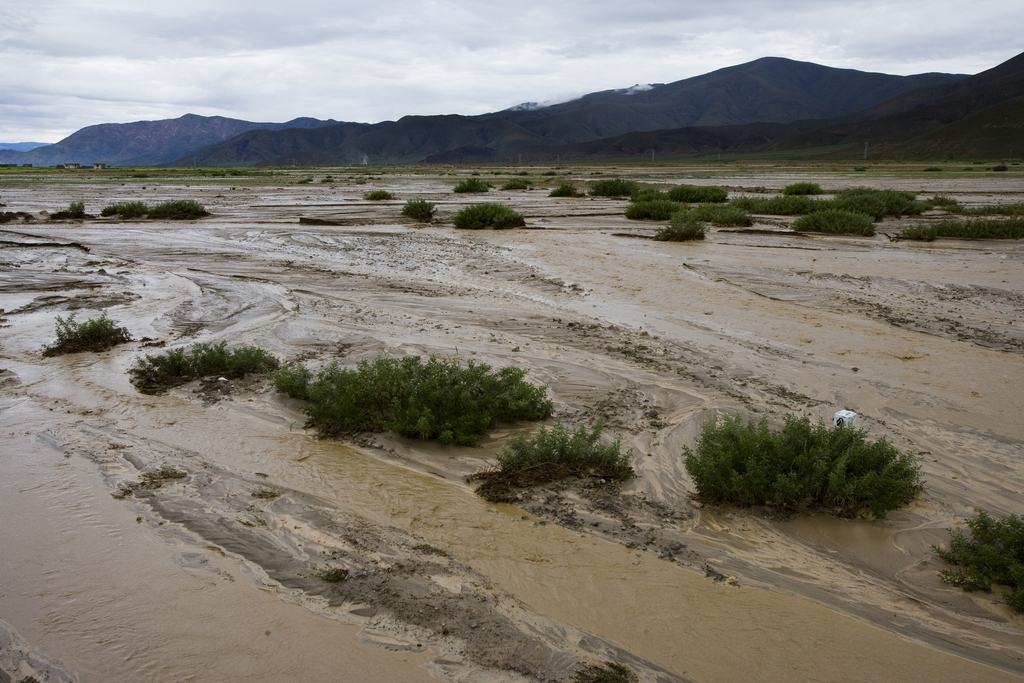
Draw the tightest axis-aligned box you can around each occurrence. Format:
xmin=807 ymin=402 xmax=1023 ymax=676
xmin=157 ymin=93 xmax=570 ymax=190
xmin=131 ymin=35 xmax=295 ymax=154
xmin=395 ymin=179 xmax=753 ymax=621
xmin=129 ymin=341 xmax=279 ymax=394
xmin=683 ymin=414 xmax=922 ymax=518
xmin=42 ymin=312 xmax=132 ymax=356
xmin=964 ymin=202 xmax=1024 ymax=216
xmin=691 ymin=204 xmax=753 ymax=227
xmin=49 ymin=201 xmax=87 ymax=220
xmin=935 ymin=510 xmax=1024 ymax=612
xmin=653 ymin=212 xmax=706 ymax=241
xmin=588 ymin=178 xmax=640 ymax=197
xmin=783 ymin=182 xmax=823 ymax=196
xmin=273 ymin=355 xmax=553 ymax=445
xmin=895 ymin=217 xmax=1024 ymax=241
xmin=666 ymin=185 xmax=728 ymax=203
xmin=549 ymin=183 xmax=585 ymax=197
xmin=453 ymin=178 xmax=490 ymax=193
xmin=793 ymin=209 xmax=875 ymax=236
xmin=625 ymin=199 xmax=682 ymax=220
xmin=573 ymin=662 xmax=639 ymax=683
xmin=832 ymin=188 xmax=926 ymax=219
xmin=473 ymin=419 xmax=633 ymax=502
xmin=453 ymin=203 xmax=525 ymax=229
xmin=101 ymin=201 xmax=148 ymax=219
xmin=501 ymin=178 xmax=532 ymax=190
xmin=147 ymin=200 xmax=209 ymax=220
xmin=729 ymin=195 xmax=819 ymax=215
xmin=926 ymin=195 xmax=963 ymax=212
xmin=629 ymin=188 xmax=671 ymax=202
xmin=363 ymin=190 xmax=394 ymax=200
xmin=401 ymin=199 xmax=436 ymax=222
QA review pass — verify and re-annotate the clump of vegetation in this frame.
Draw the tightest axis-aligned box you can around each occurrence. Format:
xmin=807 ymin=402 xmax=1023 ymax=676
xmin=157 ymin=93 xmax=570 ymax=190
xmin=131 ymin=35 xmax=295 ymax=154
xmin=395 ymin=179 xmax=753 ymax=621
xmin=549 ymin=183 xmax=585 ymax=197
xmin=926 ymin=195 xmax=963 ymax=212
xmin=964 ymin=202 xmax=1024 ymax=216
xmin=831 ymin=188 xmax=926 ymax=220
xmin=501 ymin=178 xmax=532 ymax=190
xmin=49 ymin=201 xmax=87 ymax=220
xmin=113 ymin=467 xmax=187 ymax=498
xmin=729 ymin=195 xmax=820 ymax=215
xmin=691 ymin=204 xmax=753 ymax=227
xmin=42 ymin=312 xmax=132 ymax=357
xmin=935 ymin=510 xmax=1024 ymax=612
xmin=315 ymin=567 xmax=349 ymax=583
xmin=147 ymin=199 xmax=209 ymax=220
xmin=453 ymin=178 xmax=490 ymax=193
xmin=401 ymin=199 xmax=436 ymax=222
xmin=128 ymin=341 xmax=279 ymax=394
xmin=667 ymin=185 xmax=728 ymax=203
xmin=793 ymin=209 xmax=876 ymax=236
xmin=100 ymin=201 xmax=149 ymax=218
xmin=682 ymin=414 xmax=922 ymax=518
xmin=783 ymin=182 xmax=823 ymax=196
xmin=472 ymin=420 xmax=632 ymax=502
xmin=251 ymin=487 xmax=282 ymax=499
xmin=588 ymin=178 xmax=640 ymax=197
xmin=363 ymin=190 xmax=394 ymax=200
xmin=895 ymin=217 xmax=1024 ymax=241
xmin=573 ymin=662 xmax=639 ymax=683
xmin=273 ymin=355 xmax=553 ymax=445
xmin=629 ymin=187 xmax=671 ymax=202
xmin=653 ymin=212 xmax=707 ymax=241
xmin=453 ymin=203 xmax=525 ymax=229
xmin=625 ymin=199 xmax=682 ymax=220
xmin=992 ymin=164 xmax=1009 ymax=172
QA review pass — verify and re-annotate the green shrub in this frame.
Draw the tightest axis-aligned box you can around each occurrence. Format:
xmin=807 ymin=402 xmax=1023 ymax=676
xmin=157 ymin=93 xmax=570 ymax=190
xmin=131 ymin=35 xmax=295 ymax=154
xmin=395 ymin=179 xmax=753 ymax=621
xmin=363 ymin=190 xmax=394 ymax=200
xmin=832 ymin=188 xmax=926 ymax=219
xmin=541 ymin=171 xmax=557 ymax=176
xmin=935 ymin=510 xmax=1024 ymax=612
xmin=783 ymin=182 xmax=823 ymax=196
xmin=473 ymin=419 xmax=633 ymax=502
xmin=729 ymin=195 xmax=819 ymax=215
xmin=666 ymin=185 xmax=728 ymax=203
xmin=964 ymin=202 xmax=1024 ymax=216
xmin=691 ymin=204 xmax=753 ymax=227
xmin=401 ymin=199 xmax=436 ymax=222
xmin=992 ymin=164 xmax=1009 ymax=172
xmin=501 ymin=178 xmax=532 ymax=190
xmin=629 ymin=188 xmax=671 ymax=202
xmin=272 ymin=363 xmax=313 ymax=400
xmin=147 ymin=200 xmax=209 ymax=220
xmin=42 ymin=312 xmax=132 ymax=356
xmin=574 ymin=662 xmax=639 ymax=683
xmin=793 ymin=210 xmax=875 ymax=236
xmin=588 ymin=178 xmax=640 ymax=197
xmin=453 ymin=178 xmax=490 ymax=193
xmin=625 ymin=199 xmax=683 ymax=220
xmin=549 ymin=183 xmax=584 ymax=197
xmin=682 ymin=414 xmax=922 ymax=518
xmin=49 ymin=201 xmax=87 ymax=220
xmin=129 ymin=341 xmax=279 ymax=394
xmin=452 ymin=203 xmax=525 ymax=230
xmin=895 ymin=217 xmax=1024 ymax=241
xmin=653 ymin=212 xmax=707 ymax=241
xmin=101 ymin=201 xmax=148 ymax=219
xmin=277 ymin=356 xmax=553 ymax=445
xmin=926 ymin=195 xmax=963 ymax=212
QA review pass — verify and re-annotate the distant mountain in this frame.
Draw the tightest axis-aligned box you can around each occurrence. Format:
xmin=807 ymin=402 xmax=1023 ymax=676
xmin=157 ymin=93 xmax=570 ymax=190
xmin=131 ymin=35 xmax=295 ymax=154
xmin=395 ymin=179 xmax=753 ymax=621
xmin=0 ymin=114 xmax=341 ymax=167
xmin=0 ymin=142 xmax=51 ymax=153
xmin=170 ymin=57 xmax=969 ymax=166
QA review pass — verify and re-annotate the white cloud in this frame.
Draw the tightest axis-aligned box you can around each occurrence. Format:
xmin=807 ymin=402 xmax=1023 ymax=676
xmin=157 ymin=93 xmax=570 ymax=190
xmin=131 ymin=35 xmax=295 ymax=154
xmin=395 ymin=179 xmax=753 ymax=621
xmin=0 ymin=0 xmax=1020 ymax=141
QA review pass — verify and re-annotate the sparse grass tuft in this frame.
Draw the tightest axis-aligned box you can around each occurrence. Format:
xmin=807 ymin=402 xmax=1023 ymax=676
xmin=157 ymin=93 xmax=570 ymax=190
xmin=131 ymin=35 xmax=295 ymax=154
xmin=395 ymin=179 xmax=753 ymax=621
xmin=453 ymin=203 xmax=525 ymax=229
xmin=273 ymin=355 xmax=553 ymax=445
xmin=793 ymin=209 xmax=875 ymax=236
xmin=683 ymin=414 xmax=922 ymax=518
xmin=964 ymin=202 xmax=1024 ymax=216
xmin=926 ymin=195 xmax=963 ymax=212
xmin=501 ymin=178 xmax=532 ymax=190
xmin=573 ymin=662 xmax=640 ymax=683
xmin=363 ymin=190 xmax=394 ymax=200
xmin=783 ymin=182 xmax=823 ymax=196
xmin=895 ymin=217 xmax=1024 ymax=241
xmin=453 ymin=178 xmax=490 ymax=193
xmin=935 ymin=510 xmax=1024 ymax=612
xmin=128 ymin=342 xmax=279 ymax=394
xmin=653 ymin=212 xmax=706 ymax=241
xmin=401 ymin=199 xmax=436 ymax=222
xmin=147 ymin=199 xmax=209 ymax=220
xmin=549 ymin=183 xmax=585 ymax=197
xmin=315 ymin=567 xmax=349 ymax=583
xmin=588 ymin=178 xmax=640 ymax=197
xmin=666 ymin=185 xmax=728 ymax=203
xmin=625 ymin=199 xmax=682 ymax=220
xmin=42 ymin=312 xmax=132 ymax=357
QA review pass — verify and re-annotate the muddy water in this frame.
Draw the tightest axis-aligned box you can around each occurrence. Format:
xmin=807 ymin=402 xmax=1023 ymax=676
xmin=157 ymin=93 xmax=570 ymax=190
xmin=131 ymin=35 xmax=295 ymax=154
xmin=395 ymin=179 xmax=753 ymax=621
xmin=1 ymin=173 xmax=1023 ymax=682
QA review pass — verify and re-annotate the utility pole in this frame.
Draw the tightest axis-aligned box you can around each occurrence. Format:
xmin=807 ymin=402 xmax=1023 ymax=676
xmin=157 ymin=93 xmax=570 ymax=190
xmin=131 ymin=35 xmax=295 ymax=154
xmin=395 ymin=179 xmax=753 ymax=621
xmin=863 ymin=141 xmax=869 ymax=160
xmin=518 ymin=153 xmax=522 ymax=164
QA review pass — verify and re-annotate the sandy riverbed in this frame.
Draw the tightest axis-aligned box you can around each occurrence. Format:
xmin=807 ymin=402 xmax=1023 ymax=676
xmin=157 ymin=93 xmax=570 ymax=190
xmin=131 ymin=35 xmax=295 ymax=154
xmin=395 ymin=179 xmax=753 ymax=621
xmin=1 ymin=167 xmax=1023 ymax=682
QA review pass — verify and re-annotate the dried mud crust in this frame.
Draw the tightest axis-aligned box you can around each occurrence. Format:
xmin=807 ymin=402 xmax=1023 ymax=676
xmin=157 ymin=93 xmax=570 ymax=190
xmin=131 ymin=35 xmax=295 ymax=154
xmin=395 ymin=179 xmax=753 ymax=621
xmin=43 ymin=421 xmax=690 ymax=683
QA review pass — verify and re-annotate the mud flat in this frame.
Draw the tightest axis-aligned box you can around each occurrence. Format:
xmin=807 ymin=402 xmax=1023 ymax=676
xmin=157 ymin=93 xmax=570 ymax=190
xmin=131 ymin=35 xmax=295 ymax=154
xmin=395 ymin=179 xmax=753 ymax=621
xmin=1 ymin=166 xmax=1023 ymax=682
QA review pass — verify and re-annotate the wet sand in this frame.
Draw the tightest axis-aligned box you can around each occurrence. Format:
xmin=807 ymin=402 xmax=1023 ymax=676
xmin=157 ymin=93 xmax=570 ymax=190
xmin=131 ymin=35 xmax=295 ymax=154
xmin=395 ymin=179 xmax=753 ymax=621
xmin=1 ymin=167 xmax=1023 ymax=682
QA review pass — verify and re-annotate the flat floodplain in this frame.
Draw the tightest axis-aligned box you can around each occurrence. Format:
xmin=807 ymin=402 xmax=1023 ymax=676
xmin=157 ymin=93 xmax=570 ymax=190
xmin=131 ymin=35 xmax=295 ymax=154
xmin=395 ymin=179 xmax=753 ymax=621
xmin=1 ymin=162 xmax=1023 ymax=683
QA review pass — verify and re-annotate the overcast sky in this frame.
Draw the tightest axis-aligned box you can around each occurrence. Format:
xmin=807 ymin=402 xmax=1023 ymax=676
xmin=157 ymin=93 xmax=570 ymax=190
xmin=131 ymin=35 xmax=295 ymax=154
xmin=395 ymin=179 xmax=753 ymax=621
xmin=1 ymin=0 xmax=1021 ymax=142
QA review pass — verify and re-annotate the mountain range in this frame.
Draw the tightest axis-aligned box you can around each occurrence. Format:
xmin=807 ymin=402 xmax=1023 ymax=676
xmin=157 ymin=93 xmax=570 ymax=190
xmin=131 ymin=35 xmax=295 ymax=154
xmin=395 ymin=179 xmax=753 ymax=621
xmin=1 ymin=52 xmax=1020 ymax=167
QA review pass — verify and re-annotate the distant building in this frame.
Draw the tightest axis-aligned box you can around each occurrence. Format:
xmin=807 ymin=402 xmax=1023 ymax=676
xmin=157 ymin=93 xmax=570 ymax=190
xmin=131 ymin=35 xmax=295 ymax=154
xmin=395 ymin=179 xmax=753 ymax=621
xmin=64 ymin=163 xmax=81 ymax=169
xmin=0 ymin=163 xmax=16 ymax=168
xmin=93 ymin=163 xmax=106 ymax=169
xmin=21 ymin=164 xmax=32 ymax=167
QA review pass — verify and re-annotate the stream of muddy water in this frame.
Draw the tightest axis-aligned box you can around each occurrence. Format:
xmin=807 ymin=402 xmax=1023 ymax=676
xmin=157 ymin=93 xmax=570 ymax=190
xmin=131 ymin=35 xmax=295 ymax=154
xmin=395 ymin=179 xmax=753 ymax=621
xmin=2 ymin=172 xmax=1023 ymax=682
